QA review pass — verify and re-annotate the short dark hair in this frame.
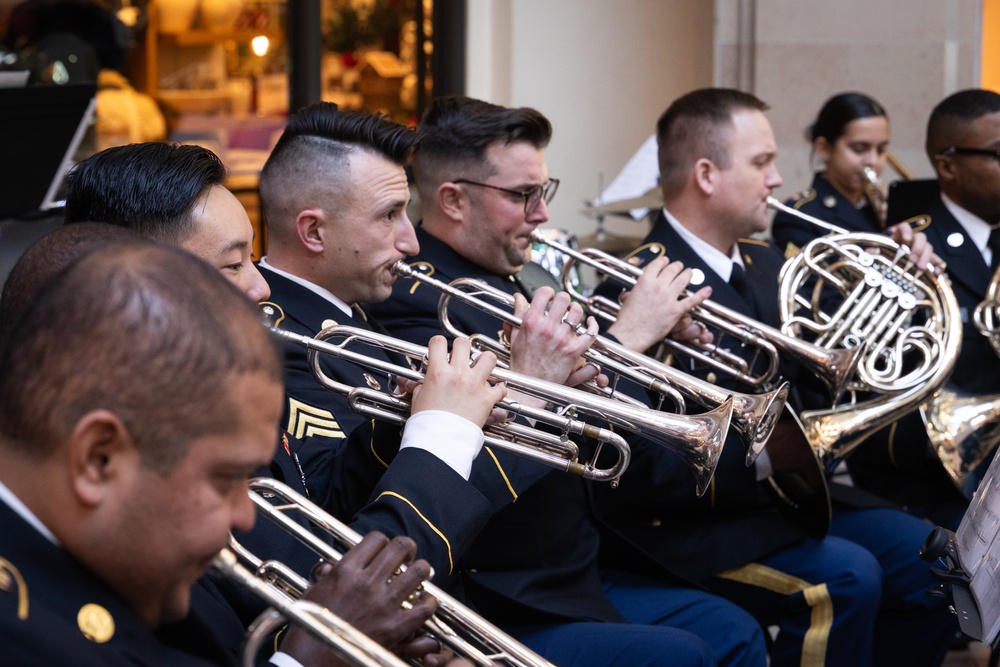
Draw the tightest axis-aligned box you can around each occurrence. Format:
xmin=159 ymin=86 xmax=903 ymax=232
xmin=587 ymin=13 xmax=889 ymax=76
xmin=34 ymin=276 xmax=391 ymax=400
xmin=64 ymin=142 xmax=228 ymax=244
xmin=656 ymin=88 xmax=769 ymax=197
xmin=0 ymin=222 xmax=141 ymax=338
xmin=926 ymin=89 xmax=1000 ymax=158
xmin=808 ymin=92 xmax=887 ymax=144
xmin=260 ymin=102 xmax=418 ymax=240
xmin=412 ymin=96 xmax=552 ymax=197
xmin=0 ymin=242 xmax=282 ymax=471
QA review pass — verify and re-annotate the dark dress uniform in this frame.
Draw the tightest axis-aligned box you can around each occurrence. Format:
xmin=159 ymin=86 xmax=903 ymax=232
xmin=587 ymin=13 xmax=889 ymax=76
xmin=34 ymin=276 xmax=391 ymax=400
xmin=256 ymin=263 xmax=494 ymax=585
xmin=772 ymin=177 xmax=974 ymax=528
xmin=0 ymin=499 xmax=242 ymax=666
xmin=592 ymin=210 xmax=956 ymax=667
xmin=368 ymin=225 xmax=767 ymax=667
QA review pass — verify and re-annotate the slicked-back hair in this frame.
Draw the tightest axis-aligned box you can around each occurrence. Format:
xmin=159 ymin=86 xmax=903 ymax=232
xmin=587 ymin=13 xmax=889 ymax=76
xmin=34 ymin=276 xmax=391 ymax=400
xmin=0 ymin=242 xmax=282 ymax=471
xmin=0 ymin=222 xmax=141 ymax=338
xmin=808 ymin=92 xmax=887 ymax=144
xmin=656 ymin=88 xmax=769 ymax=198
xmin=64 ymin=142 xmax=228 ymax=245
xmin=412 ymin=96 xmax=552 ymax=198
xmin=926 ymin=89 xmax=1000 ymax=158
xmin=260 ymin=103 xmax=417 ymax=241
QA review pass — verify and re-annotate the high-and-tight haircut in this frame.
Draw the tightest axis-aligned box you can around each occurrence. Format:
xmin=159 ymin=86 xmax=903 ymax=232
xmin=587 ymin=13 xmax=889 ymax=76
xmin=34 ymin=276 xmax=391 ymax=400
xmin=412 ymin=96 xmax=552 ymax=200
xmin=259 ymin=102 xmax=418 ymax=241
xmin=0 ymin=242 xmax=282 ymax=472
xmin=64 ymin=142 xmax=228 ymax=245
xmin=656 ymin=88 xmax=769 ymax=198
xmin=925 ymin=89 xmax=1000 ymax=159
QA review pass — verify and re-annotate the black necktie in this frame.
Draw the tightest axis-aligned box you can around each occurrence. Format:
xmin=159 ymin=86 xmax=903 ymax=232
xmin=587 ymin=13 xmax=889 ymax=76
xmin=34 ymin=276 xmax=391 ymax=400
xmin=729 ymin=263 xmax=758 ymax=318
xmin=989 ymin=227 xmax=1000 ymax=273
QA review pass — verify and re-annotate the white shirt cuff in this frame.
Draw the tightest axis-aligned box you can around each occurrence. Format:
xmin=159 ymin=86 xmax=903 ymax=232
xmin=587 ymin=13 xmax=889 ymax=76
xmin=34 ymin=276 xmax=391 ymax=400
xmin=269 ymin=652 xmax=305 ymax=667
xmin=400 ymin=409 xmax=484 ymax=480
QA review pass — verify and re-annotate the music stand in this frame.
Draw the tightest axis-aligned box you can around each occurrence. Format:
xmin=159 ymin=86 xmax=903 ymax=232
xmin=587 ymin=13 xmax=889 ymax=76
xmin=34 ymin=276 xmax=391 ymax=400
xmin=0 ymin=83 xmax=96 ymax=219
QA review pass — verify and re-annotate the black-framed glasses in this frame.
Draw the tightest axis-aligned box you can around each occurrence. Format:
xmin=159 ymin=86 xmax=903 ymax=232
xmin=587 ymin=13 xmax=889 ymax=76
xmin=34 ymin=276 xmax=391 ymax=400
xmin=454 ymin=178 xmax=560 ymax=215
xmin=937 ymin=146 xmax=1000 ymax=161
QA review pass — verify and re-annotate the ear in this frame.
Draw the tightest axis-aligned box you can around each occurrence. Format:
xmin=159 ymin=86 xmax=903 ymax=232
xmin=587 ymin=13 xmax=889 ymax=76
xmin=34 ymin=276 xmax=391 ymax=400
xmin=814 ymin=137 xmax=833 ymax=164
xmin=932 ymin=155 xmax=957 ymax=184
xmin=67 ymin=409 xmax=138 ymax=508
xmin=294 ymin=209 xmax=326 ymax=254
xmin=437 ymin=183 xmax=467 ymax=223
xmin=693 ymin=158 xmax=717 ymax=195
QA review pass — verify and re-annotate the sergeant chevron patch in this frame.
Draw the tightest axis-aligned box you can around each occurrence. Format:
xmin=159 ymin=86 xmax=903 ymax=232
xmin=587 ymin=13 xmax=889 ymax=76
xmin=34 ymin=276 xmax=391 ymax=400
xmin=286 ymin=398 xmax=345 ymax=440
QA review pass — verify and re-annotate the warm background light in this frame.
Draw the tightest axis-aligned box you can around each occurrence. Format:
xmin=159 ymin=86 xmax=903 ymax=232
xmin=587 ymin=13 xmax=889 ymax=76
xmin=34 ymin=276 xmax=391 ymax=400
xmin=251 ymin=35 xmax=269 ymax=57
xmin=985 ymin=0 xmax=999 ymax=93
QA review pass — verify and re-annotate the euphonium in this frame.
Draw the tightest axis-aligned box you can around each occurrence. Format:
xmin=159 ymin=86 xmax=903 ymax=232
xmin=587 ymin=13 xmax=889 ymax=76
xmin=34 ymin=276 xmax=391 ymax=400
xmin=231 ymin=477 xmax=556 ymax=667
xmin=270 ymin=325 xmax=730 ymax=496
xmin=211 ymin=547 xmax=409 ymax=667
xmin=391 ymin=261 xmax=783 ymax=465
xmin=767 ymin=196 xmax=962 ymax=466
xmin=529 ymin=230 xmax=863 ymax=404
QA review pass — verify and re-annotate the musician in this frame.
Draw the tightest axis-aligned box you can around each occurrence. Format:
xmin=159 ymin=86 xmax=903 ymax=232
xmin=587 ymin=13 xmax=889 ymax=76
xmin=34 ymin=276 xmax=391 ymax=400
xmin=768 ymin=93 xmax=976 ymax=529
xmin=771 ymin=92 xmax=890 ymax=253
xmin=0 ymin=242 xmax=438 ymax=666
xmin=591 ymin=88 xmax=956 ymax=667
xmin=368 ymin=95 xmax=767 ymax=667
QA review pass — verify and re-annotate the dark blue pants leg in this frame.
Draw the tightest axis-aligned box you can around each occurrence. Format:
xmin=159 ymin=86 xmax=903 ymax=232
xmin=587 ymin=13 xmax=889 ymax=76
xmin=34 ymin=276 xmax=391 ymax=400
xmin=600 ymin=568 xmax=767 ymax=667
xmin=509 ymin=621 xmax=715 ymax=667
xmin=830 ymin=506 xmax=957 ymax=667
xmin=705 ymin=535 xmax=882 ymax=667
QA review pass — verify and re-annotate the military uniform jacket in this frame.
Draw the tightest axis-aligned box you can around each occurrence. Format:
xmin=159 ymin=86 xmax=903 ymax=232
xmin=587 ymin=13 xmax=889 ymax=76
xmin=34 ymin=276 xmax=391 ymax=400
xmin=0 ymin=500 xmax=237 ymax=666
xmin=591 ymin=211 xmax=811 ymax=583
xmin=368 ymin=226 xmax=627 ymax=627
xmin=771 ymin=172 xmax=882 ymax=260
xmin=256 ymin=263 xmax=493 ymax=583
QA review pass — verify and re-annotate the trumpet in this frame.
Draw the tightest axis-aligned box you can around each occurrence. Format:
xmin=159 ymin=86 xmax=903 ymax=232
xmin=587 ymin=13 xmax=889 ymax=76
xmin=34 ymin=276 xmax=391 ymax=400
xmin=212 ymin=547 xmax=409 ymax=667
xmin=862 ymin=166 xmax=888 ymax=228
xmin=228 ymin=477 xmax=555 ymax=667
xmin=391 ymin=261 xmax=786 ymax=464
xmin=271 ymin=325 xmax=730 ymax=496
xmin=529 ymin=230 xmax=863 ymax=404
xmin=767 ymin=196 xmax=961 ymax=464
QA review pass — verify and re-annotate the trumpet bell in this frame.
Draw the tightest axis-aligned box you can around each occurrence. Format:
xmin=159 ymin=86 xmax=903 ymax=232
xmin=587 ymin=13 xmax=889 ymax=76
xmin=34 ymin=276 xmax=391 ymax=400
xmin=921 ymin=388 xmax=1000 ymax=491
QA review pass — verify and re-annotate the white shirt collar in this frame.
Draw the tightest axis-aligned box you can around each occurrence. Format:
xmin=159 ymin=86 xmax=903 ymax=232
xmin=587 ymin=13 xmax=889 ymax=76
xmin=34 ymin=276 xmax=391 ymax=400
xmin=941 ymin=193 xmax=994 ymax=259
xmin=661 ymin=207 xmax=744 ymax=282
xmin=0 ymin=478 xmax=59 ymax=545
xmin=258 ymin=257 xmax=353 ymax=318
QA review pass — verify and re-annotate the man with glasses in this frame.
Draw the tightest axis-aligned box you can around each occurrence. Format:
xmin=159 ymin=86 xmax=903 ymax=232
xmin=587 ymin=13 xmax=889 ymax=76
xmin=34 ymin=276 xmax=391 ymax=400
xmin=369 ymin=95 xmax=766 ymax=667
xmin=847 ymin=88 xmax=1000 ymax=520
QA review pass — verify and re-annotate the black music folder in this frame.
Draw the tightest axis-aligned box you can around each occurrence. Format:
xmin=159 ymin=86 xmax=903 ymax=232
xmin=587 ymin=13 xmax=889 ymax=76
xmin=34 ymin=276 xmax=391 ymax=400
xmin=885 ymin=179 xmax=940 ymax=226
xmin=0 ymin=83 xmax=96 ymax=219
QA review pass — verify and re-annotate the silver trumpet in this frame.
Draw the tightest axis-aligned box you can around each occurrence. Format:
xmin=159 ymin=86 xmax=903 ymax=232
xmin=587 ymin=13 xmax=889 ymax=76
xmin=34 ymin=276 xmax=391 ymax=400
xmin=212 ymin=547 xmax=409 ymax=667
xmin=227 ymin=477 xmax=555 ymax=667
xmin=271 ymin=325 xmax=730 ymax=495
xmin=391 ymin=260 xmax=781 ymax=465
xmin=529 ymin=229 xmax=863 ymax=404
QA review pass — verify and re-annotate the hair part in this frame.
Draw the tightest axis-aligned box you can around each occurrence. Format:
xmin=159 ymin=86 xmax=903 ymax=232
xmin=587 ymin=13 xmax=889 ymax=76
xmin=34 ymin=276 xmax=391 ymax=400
xmin=926 ymin=88 xmax=1000 ymax=158
xmin=0 ymin=242 xmax=282 ymax=471
xmin=412 ymin=96 xmax=552 ymax=200
xmin=260 ymin=102 xmax=418 ymax=241
xmin=64 ymin=143 xmax=228 ymax=245
xmin=656 ymin=88 xmax=769 ymax=198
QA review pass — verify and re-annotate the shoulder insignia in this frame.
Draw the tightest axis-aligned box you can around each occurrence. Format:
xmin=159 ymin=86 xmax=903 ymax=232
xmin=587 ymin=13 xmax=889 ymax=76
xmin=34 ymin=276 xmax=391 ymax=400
xmin=784 ymin=242 xmax=801 ymax=259
xmin=790 ymin=188 xmax=817 ymax=209
xmin=624 ymin=242 xmax=666 ymax=265
xmin=406 ymin=261 xmax=436 ymax=295
xmin=286 ymin=398 xmax=345 ymax=440
xmin=77 ymin=603 xmax=114 ymax=643
xmin=901 ymin=214 xmax=931 ymax=234
xmin=738 ymin=237 xmax=769 ymax=248
xmin=0 ymin=557 xmax=28 ymax=620
xmin=259 ymin=302 xmax=285 ymax=327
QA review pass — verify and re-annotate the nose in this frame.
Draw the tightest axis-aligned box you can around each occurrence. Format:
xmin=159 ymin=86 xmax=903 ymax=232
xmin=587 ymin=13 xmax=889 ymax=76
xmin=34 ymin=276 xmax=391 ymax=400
xmin=231 ymin=483 xmax=257 ymax=534
xmin=766 ymin=163 xmax=783 ymax=190
xmin=244 ymin=264 xmax=271 ymax=302
xmin=527 ymin=198 xmax=550 ymax=225
xmin=395 ymin=215 xmax=419 ymax=256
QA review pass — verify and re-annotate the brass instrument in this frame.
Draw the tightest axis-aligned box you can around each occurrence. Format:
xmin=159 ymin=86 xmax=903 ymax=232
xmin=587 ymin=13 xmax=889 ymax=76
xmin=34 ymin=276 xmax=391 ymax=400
xmin=229 ymin=477 xmax=556 ymax=667
xmin=768 ymin=196 xmax=961 ymax=465
xmin=529 ymin=230 xmax=863 ymax=404
xmin=271 ymin=325 xmax=730 ymax=496
xmin=973 ymin=264 xmax=1000 ymax=357
xmin=862 ymin=166 xmax=888 ymax=228
xmin=211 ymin=548 xmax=409 ymax=667
xmin=391 ymin=261 xmax=784 ymax=466
xmin=920 ymin=388 xmax=1000 ymax=490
